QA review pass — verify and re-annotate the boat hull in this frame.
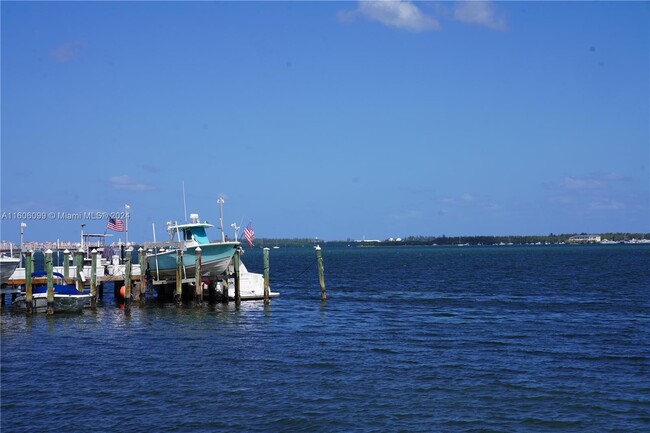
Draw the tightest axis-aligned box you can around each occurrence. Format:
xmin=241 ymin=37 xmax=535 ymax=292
xmin=1 ymin=257 xmax=20 ymax=284
xmin=147 ymin=242 xmax=239 ymax=281
xmin=13 ymin=293 xmax=90 ymax=313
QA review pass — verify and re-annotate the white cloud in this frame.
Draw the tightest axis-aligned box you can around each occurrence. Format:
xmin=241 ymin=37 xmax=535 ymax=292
xmin=341 ymin=1 xmax=441 ymax=32
xmin=109 ymin=175 xmax=155 ymax=191
xmin=453 ymin=1 xmax=507 ymax=31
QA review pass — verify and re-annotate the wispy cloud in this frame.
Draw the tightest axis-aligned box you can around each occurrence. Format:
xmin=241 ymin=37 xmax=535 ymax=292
xmin=544 ymin=172 xmax=636 ymax=213
xmin=545 ymin=172 xmax=629 ymax=191
xmin=51 ymin=42 xmax=84 ymax=63
xmin=339 ymin=1 xmax=441 ymax=32
xmin=453 ymin=1 xmax=508 ymax=31
xmin=339 ymin=1 xmax=508 ymax=33
xmin=109 ymin=175 xmax=155 ymax=191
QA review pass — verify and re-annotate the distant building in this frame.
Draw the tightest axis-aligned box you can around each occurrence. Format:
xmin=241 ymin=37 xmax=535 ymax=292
xmin=568 ymin=235 xmax=601 ymax=244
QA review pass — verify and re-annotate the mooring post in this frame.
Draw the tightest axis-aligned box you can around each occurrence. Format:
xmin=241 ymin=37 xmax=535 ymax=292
xmin=25 ymin=250 xmax=33 ymax=314
xmin=45 ymin=249 xmax=54 ymax=315
xmin=315 ymin=245 xmax=326 ymax=301
xmin=124 ymin=247 xmax=132 ymax=310
xmin=195 ymin=246 xmax=202 ymax=306
xmin=90 ymin=249 xmax=98 ymax=308
xmin=222 ymin=278 xmax=229 ymax=303
xmin=263 ymin=247 xmax=270 ymax=305
xmin=63 ymin=249 xmax=70 ymax=282
xmin=175 ymin=250 xmax=182 ymax=306
xmin=133 ymin=249 xmax=141 ymax=303
xmin=138 ymin=248 xmax=146 ymax=306
xmin=234 ymin=248 xmax=241 ymax=305
xmin=75 ymin=248 xmax=85 ymax=292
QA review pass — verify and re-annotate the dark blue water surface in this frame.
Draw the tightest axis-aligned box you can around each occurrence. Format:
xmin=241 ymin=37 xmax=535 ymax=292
xmin=2 ymin=245 xmax=649 ymax=432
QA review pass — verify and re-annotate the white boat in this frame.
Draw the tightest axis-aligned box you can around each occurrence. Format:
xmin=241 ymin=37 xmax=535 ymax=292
xmin=215 ymin=260 xmax=279 ymax=301
xmin=146 ymin=213 xmax=239 ymax=281
xmin=0 ymin=256 xmax=20 ymax=284
xmin=12 ymin=271 xmax=90 ymax=313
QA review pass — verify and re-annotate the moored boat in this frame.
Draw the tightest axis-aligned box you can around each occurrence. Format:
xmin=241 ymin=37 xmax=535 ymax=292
xmin=146 ymin=213 xmax=239 ymax=281
xmin=12 ymin=271 xmax=90 ymax=313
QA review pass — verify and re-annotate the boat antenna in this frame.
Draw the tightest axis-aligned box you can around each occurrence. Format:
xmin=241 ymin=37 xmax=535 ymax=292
xmin=182 ymin=181 xmax=188 ymax=222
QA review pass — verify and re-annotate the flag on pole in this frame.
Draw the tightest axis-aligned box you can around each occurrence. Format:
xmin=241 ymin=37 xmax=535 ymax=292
xmin=243 ymin=222 xmax=254 ymax=248
xmin=107 ymin=217 xmax=125 ymax=232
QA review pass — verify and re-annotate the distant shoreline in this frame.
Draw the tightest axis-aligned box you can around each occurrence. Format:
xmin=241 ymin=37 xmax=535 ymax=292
xmin=2 ymin=232 xmax=649 ymax=252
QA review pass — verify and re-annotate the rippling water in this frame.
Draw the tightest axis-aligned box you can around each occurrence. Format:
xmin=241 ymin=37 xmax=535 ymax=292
xmin=2 ymin=245 xmax=649 ymax=432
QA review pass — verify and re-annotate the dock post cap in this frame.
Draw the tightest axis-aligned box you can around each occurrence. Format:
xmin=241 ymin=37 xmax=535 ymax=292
xmin=263 ymin=247 xmax=270 ymax=251
xmin=314 ymin=245 xmax=321 ymax=250
xmin=195 ymin=246 xmax=202 ymax=252
xmin=77 ymin=247 xmax=84 ymax=253
xmin=45 ymin=249 xmax=53 ymax=254
xmin=91 ymin=249 xmax=98 ymax=254
xmin=138 ymin=247 xmax=144 ymax=252
xmin=63 ymin=249 xmax=70 ymax=253
xmin=126 ymin=246 xmax=134 ymax=252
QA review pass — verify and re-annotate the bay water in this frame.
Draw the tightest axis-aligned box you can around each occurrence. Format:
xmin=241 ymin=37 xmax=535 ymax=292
xmin=2 ymin=245 xmax=649 ymax=432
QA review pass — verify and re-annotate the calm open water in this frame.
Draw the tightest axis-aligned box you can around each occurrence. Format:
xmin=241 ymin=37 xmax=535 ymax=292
xmin=2 ymin=245 xmax=649 ymax=432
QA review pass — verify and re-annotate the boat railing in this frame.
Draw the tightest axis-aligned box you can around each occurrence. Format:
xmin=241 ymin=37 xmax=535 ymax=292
xmin=143 ymin=241 xmax=185 ymax=250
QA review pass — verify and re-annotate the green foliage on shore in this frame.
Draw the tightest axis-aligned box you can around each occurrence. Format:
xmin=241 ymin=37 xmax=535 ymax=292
xmin=253 ymin=233 xmax=650 ymax=247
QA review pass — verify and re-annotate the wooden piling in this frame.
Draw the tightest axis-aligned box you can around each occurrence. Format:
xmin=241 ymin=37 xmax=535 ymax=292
xmin=90 ymin=249 xmax=98 ymax=308
xmin=46 ymin=249 xmax=54 ymax=315
xmin=175 ymin=250 xmax=182 ymax=306
xmin=138 ymin=248 xmax=146 ymax=306
xmin=63 ymin=249 xmax=70 ymax=281
xmin=124 ymin=247 xmax=132 ymax=309
xmin=75 ymin=248 xmax=84 ymax=292
xmin=234 ymin=248 xmax=241 ymax=305
xmin=222 ymin=278 xmax=229 ymax=303
xmin=263 ymin=247 xmax=270 ymax=305
xmin=133 ymin=248 xmax=141 ymax=303
xmin=25 ymin=250 xmax=33 ymax=314
xmin=195 ymin=246 xmax=202 ymax=305
xmin=315 ymin=245 xmax=326 ymax=301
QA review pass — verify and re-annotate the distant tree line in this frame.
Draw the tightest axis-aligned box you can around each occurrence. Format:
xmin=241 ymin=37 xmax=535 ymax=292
xmin=253 ymin=233 xmax=649 ymax=247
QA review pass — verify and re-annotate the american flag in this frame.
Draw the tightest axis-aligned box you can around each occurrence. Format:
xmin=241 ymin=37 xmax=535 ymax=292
xmin=107 ymin=217 xmax=125 ymax=232
xmin=243 ymin=222 xmax=254 ymax=248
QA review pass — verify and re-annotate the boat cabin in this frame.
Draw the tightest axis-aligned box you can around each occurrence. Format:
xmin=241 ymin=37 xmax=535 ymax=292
xmin=166 ymin=214 xmax=213 ymax=246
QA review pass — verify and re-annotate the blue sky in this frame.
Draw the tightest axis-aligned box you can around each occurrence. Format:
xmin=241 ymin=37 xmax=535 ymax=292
xmin=1 ymin=1 xmax=648 ymax=243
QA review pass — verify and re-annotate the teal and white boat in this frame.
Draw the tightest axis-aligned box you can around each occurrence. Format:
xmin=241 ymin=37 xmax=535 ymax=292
xmin=146 ymin=213 xmax=239 ymax=281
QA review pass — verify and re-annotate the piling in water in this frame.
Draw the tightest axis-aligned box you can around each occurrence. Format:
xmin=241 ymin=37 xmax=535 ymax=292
xmin=138 ymin=248 xmax=146 ymax=306
xmin=91 ymin=249 xmax=98 ymax=308
xmin=46 ymin=249 xmax=54 ymax=315
xmin=195 ymin=246 xmax=202 ymax=305
xmin=315 ymin=245 xmax=326 ymax=301
xmin=234 ymin=248 xmax=241 ymax=305
xmin=263 ymin=247 xmax=270 ymax=305
xmin=75 ymin=248 xmax=84 ymax=292
xmin=174 ymin=250 xmax=182 ymax=306
xmin=25 ymin=250 xmax=33 ymax=314
xmin=63 ymin=249 xmax=70 ymax=282
xmin=124 ymin=247 xmax=132 ymax=310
